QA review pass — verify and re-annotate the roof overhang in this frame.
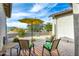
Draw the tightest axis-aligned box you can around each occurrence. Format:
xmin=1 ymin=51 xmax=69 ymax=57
xmin=53 ymin=9 xmax=73 ymax=19
xmin=3 ymin=3 xmax=12 ymax=18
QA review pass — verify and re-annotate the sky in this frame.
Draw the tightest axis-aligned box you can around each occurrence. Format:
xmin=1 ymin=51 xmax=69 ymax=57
xmin=7 ymin=3 xmax=71 ymax=29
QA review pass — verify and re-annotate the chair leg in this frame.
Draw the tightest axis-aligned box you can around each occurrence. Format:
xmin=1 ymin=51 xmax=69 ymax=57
xmin=57 ymin=49 xmax=60 ymax=56
xmin=29 ymin=48 xmax=31 ymax=56
xmin=17 ymin=48 xmax=19 ymax=56
xmin=18 ymin=49 xmax=21 ymax=56
xmin=33 ymin=44 xmax=35 ymax=53
xmin=42 ymin=47 xmax=44 ymax=56
xmin=49 ymin=51 xmax=51 ymax=56
xmin=10 ymin=48 xmax=12 ymax=56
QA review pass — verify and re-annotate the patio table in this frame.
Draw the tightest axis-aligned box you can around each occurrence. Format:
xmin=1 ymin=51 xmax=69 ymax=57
xmin=2 ymin=42 xmax=19 ymax=56
xmin=18 ymin=37 xmax=32 ymax=40
xmin=17 ymin=36 xmax=37 ymax=42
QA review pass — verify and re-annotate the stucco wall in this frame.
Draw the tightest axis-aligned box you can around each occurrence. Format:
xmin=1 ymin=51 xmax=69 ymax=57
xmin=0 ymin=4 xmax=6 ymax=51
xmin=56 ymin=14 xmax=74 ymax=42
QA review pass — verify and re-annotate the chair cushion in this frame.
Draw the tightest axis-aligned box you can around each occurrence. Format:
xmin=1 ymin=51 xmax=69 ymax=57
xmin=29 ymin=41 xmax=33 ymax=48
xmin=43 ymin=42 xmax=52 ymax=51
xmin=46 ymin=37 xmax=52 ymax=42
xmin=46 ymin=39 xmax=51 ymax=42
xmin=29 ymin=43 xmax=33 ymax=48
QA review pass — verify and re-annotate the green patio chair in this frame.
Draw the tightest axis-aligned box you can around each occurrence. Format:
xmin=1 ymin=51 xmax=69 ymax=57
xmin=42 ymin=39 xmax=61 ymax=56
xmin=46 ymin=35 xmax=55 ymax=42
xmin=18 ymin=40 xmax=35 ymax=56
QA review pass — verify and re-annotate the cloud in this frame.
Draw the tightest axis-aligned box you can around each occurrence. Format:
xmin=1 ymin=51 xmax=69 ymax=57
xmin=7 ymin=12 xmax=33 ymax=22
xmin=7 ymin=22 xmax=27 ymax=29
xmin=12 ymin=12 xmax=32 ymax=17
xmin=30 ymin=3 xmax=48 ymax=12
xmin=7 ymin=4 xmax=57 ymax=28
xmin=40 ymin=17 xmax=53 ymax=24
xmin=7 ymin=3 xmax=70 ymax=29
xmin=10 ymin=4 xmax=58 ymax=19
xmin=32 ymin=4 xmax=58 ymax=17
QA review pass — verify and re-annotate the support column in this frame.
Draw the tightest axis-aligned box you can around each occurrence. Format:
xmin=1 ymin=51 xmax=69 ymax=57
xmin=50 ymin=17 xmax=58 ymax=39
xmin=51 ymin=17 xmax=56 ymax=36
xmin=73 ymin=3 xmax=79 ymax=56
xmin=0 ymin=4 xmax=6 ymax=51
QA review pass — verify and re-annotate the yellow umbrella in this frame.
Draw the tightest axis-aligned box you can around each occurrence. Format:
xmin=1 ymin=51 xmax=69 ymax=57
xmin=18 ymin=18 xmax=44 ymax=40
xmin=19 ymin=18 xmax=43 ymax=24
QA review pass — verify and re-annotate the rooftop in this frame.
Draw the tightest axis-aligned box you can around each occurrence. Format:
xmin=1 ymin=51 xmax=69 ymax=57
xmin=50 ymin=8 xmax=73 ymax=18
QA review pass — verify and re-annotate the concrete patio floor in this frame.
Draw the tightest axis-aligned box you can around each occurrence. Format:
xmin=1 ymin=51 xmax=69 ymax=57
xmin=5 ymin=36 xmax=74 ymax=56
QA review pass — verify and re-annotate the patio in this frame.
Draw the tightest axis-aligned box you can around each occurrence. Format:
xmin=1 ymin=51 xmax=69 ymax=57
xmin=4 ymin=36 xmax=74 ymax=56
xmin=0 ymin=3 xmax=75 ymax=56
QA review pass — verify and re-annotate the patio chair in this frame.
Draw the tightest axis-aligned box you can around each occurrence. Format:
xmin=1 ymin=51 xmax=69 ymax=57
xmin=42 ymin=39 xmax=61 ymax=56
xmin=46 ymin=35 xmax=55 ymax=42
xmin=18 ymin=40 xmax=35 ymax=56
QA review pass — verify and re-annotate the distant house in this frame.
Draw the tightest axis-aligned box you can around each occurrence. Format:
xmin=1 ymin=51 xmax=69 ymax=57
xmin=0 ymin=3 xmax=12 ymax=50
xmin=50 ymin=9 xmax=74 ymax=42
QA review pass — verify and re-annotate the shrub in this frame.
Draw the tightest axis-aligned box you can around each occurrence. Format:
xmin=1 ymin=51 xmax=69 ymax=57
xmin=13 ymin=37 xmax=19 ymax=42
xmin=18 ymin=29 xmax=26 ymax=37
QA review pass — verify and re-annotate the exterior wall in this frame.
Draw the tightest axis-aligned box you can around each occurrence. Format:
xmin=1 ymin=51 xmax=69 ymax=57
xmin=0 ymin=4 xmax=6 ymax=51
xmin=56 ymin=14 xmax=74 ymax=42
